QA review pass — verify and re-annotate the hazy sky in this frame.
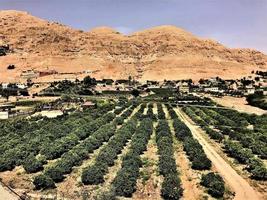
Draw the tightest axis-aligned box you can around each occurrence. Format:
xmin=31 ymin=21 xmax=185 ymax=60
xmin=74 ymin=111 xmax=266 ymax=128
xmin=1 ymin=0 xmax=267 ymax=53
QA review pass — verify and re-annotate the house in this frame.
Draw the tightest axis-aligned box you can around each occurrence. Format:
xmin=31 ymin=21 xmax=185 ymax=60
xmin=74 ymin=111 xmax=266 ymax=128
xmin=244 ymin=85 xmax=255 ymax=95
xmin=204 ymin=87 xmax=219 ymax=93
xmin=0 ymin=104 xmax=15 ymax=112
xmin=209 ymin=77 xmax=218 ymax=83
xmin=42 ymin=104 xmax=53 ymax=110
xmin=0 ymin=104 xmax=15 ymax=119
xmin=0 ymin=111 xmax=9 ymax=119
xmin=1 ymin=83 xmax=9 ymax=89
xmin=82 ymin=101 xmax=96 ymax=109
xmin=16 ymin=83 xmax=27 ymax=89
xmin=21 ymin=70 xmax=38 ymax=79
xmin=179 ymin=83 xmax=190 ymax=93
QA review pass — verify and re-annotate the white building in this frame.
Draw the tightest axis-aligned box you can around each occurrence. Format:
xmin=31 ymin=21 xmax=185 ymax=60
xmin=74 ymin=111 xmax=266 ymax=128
xmin=0 ymin=111 xmax=9 ymax=119
xmin=179 ymin=83 xmax=190 ymax=93
xmin=204 ymin=87 xmax=219 ymax=92
xmin=16 ymin=83 xmax=27 ymax=89
xmin=244 ymin=85 xmax=255 ymax=95
xmin=1 ymin=83 xmax=9 ymax=89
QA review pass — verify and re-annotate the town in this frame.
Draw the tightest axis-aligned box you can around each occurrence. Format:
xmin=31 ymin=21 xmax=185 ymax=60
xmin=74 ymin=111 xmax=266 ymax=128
xmin=1 ymin=68 xmax=266 ymax=119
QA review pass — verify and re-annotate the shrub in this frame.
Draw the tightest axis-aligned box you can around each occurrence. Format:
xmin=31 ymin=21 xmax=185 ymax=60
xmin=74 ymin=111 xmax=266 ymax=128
xmin=82 ymin=164 xmax=107 ymax=184
xmin=33 ymin=174 xmax=55 ymax=190
xmin=157 ymin=104 xmax=166 ymax=119
xmin=112 ymin=119 xmax=153 ymax=197
xmin=44 ymin=166 xmax=65 ymax=183
xmin=201 ymin=172 xmax=225 ymax=198
xmin=161 ymin=175 xmax=183 ymax=200
xmin=155 ymin=120 xmax=183 ymax=199
xmin=115 ymin=116 xmax=124 ymax=125
xmin=23 ymin=154 xmax=44 ymax=173
xmin=251 ymin=165 xmax=267 ymax=180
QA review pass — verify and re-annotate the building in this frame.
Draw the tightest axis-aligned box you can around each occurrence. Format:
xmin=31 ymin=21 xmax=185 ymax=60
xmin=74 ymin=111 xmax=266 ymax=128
xmin=244 ymin=85 xmax=255 ymax=95
xmin=204 ymin=87 xmax=219 ymax=93
xmin=21 ymin=70 xmax=38 ymax=79
xmin=0 ymin=104 xmax=15 ymax=119
xmin=82 ymin=101 xmax=96 ymax=109
xmin=16 ymin=83 xmax=27 ymax=89
xmin=0 ymin=111 xmax=9 ymax=119
xmin=179 ymin=83 xmax=190 ymax=93
xmin=1 ymin=83 xmax=9 ymax=89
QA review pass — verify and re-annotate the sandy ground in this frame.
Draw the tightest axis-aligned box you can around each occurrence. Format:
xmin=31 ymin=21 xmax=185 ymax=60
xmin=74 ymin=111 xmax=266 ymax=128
xmin=209 ymin=96 xmax=266 ymax=115
xmin=32 ymin=110 xmax=64 ymax=118
xmin=132 ymin=103 xmax=162 ymax=200
xmin=0 ymin=184 xmax=19 ymax=200
xmin=175 ymin=108 xmax=263 ymax=200
xmin=132 ymin=122 xmax=162 ymax=200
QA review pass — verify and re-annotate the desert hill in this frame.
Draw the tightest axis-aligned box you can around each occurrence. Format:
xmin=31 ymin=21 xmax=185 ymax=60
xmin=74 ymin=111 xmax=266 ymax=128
xmin=0 ymin=10 xmax=266 ymax=82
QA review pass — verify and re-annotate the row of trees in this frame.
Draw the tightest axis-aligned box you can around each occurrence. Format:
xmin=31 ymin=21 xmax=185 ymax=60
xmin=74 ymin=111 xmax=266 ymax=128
xmin=81 ymin=119 xmax=137 ymax=184
xmin=157 ymin=103 xmax=166 ymax=119
xmin=201 ymin=172 xmax=225 ymax=198
xmin=224 ymin=140 xmax=267 ymax=180
xmin=0 ymin=107 xmax=101 ymax=172
xmin=112 ymin=118 xmax=153 ymax=197
xmin=39 ymin=112 xmax=116 ymax=160
xmin=34 ymin=123 xmax=117 ymax=188
xmin=33 ymin=103 xmax=138 ymax=189
xmin=81 ymin=105 xmax=146 ymax=185
xmin=169 ymin=107 xmax=211 ymax=170
xmin=0 ymin=102 xmax=116 ymax=168
xmin=183 ymin=106 xmax=267 ymax=180
xmin=184 ymin=106 xmax=267 ymax=158
xmin=166 ymin=105 xmax=225 ymax=197
xmin=145 ymin=103 xmax=157 ymax=121
xmin=195 ymin=107 xmax=266 ymax=159
xmin=156 ymin=119 xmax=183 ymax=199
xmin=185 ymin=107 xmax=224 ymax=141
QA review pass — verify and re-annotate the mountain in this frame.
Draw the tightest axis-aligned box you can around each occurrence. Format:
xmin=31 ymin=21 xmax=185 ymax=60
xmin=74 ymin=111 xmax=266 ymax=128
xmin=0 ymin=10 xmax=266 ymax=82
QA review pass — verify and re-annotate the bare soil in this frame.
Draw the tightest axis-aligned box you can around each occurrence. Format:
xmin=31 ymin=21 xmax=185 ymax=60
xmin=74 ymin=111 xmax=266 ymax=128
xmin=209 ymin=95 xmax=266 ymax=115
xmin=132 ymin=122 xmax=162 ymax=200
xmin=0 ymin=184 xmax=19 ymax=200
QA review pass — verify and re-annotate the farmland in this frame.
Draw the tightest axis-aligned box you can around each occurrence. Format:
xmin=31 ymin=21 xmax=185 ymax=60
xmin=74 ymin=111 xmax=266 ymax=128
xmin=0 ymin=97 xmax=266 ymax=200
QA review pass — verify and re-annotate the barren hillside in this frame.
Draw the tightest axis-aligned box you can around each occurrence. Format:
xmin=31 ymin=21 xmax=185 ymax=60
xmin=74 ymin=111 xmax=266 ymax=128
xmin=0 ymin=10 xmax=266 ymax=82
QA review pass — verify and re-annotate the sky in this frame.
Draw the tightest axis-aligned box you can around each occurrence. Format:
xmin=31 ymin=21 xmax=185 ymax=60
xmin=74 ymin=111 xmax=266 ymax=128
xmin=0 ymin=0 xmax=267 ymax=53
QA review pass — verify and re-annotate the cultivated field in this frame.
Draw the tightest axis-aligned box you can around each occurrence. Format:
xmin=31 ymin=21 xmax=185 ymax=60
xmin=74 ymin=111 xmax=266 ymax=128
xmin=0 ymin=99 xmax=266 ymax=200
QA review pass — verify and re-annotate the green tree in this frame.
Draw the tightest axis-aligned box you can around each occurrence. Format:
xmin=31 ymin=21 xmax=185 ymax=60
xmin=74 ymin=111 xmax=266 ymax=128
xmin=33 ymin=174 xmax=55 ymax=190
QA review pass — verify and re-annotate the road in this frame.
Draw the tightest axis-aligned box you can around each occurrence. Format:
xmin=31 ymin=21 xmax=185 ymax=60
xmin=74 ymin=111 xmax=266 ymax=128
xmin=175 ymin=108 xmax=263 ymax=200
xmin=0 ymin=183 xmax=19 ymax=200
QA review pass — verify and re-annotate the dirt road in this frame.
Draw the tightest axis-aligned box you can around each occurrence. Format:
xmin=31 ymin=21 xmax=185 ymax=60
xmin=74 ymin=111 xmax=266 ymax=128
xmin=0 ymin=184 xmax=19 ymax=200
xmin=175 ymin=108 xmax=263 ymax=200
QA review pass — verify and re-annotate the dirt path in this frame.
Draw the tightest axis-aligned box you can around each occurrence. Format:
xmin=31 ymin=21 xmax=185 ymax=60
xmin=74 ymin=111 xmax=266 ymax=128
xmin=0 ymin=184 xmax=19 ymax=200
xmin=163 ymin=105 xmax=205 ymax=200
xmin=175 ymin=108 xmax=263 ymax=200
xmin=132 ymin=121 xmax=162 ymax=200
xmin=133 ymin=103 xmax=162 ymax=200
